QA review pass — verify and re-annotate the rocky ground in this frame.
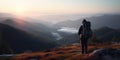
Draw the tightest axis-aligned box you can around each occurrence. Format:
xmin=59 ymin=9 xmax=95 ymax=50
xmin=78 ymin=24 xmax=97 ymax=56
xmin=4 ymin=44 xmax=120 ymax=60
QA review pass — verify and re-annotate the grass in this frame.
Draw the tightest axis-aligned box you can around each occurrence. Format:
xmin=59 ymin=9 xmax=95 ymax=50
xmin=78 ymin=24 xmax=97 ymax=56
xmin=11 ymin=43 xmax=120 ymax=60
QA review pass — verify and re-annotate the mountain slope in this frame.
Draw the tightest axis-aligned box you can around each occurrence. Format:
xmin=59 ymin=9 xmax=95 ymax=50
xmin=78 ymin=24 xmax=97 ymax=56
xmin=0 ymin=23 xmax=58 ymax=53
xmin=94 ymin=27 xmax=120 ymax=42
xmin=58 ymin=27 xmax=120 ymax=45
xmin=12 ymin=44 xmax=120 ymax=60
xmin=1 ymin=19 xmax=56 ymax=40
xmin=54 ymin=14 xmax=120 ymax=29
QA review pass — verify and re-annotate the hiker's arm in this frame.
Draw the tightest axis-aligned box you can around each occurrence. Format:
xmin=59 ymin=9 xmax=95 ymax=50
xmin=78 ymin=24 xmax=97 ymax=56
xmin=78 ymin=26 xmax=83 ymax=35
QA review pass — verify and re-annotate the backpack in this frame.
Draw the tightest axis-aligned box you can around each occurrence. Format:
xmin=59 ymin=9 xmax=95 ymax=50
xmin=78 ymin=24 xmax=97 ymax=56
xmin=82 ymin=21 xmax=92 ymax=38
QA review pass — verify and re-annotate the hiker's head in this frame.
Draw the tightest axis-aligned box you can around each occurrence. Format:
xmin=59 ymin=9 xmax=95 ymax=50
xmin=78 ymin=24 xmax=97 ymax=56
xmin=82 ymin=19 xmax=87 ymax=24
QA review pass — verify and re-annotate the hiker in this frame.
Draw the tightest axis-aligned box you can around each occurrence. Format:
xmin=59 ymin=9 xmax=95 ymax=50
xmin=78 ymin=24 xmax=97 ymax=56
xmin=78 ymin=19 xmax=92 ymax=54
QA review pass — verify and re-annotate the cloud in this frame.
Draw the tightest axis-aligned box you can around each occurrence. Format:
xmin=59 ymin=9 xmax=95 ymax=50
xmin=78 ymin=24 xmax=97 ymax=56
xmin=58 ymin=27 xmax=78 ymax=33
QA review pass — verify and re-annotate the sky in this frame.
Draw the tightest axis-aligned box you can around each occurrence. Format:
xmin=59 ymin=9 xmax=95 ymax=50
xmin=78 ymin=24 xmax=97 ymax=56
xmin=0 ymin=0 xmax=120 ymax=22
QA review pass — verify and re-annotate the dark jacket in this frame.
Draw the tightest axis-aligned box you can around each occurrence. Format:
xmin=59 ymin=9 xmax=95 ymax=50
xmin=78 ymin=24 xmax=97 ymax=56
xmin=78 ymin=25 xmax=83 ymax=35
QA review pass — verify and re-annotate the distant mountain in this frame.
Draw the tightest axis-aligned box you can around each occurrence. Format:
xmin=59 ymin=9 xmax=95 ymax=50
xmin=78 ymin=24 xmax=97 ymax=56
xmin=0 ymin=13 xmax=16 ymax=22
xmin=94 ymin=27 xmax=120 ymax=42
xmin=0 ymin=19 xmax=57 ymax=40
xmin=54 ymin=14 xmax=120 ymax=29
xmin=0 ymin=23 xmax=58 ymax=53
xmin=58 ymin=27 xmax=120 ymax=45
xmin=0 ymin=13 xmax=15 ymax=18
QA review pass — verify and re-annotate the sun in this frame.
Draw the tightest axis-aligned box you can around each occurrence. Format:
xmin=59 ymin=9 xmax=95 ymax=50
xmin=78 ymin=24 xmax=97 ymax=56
xmin=16 ymin=7 xmax=24 ymax=13
xmin=14 ymin=5 xmax=26 ymax=16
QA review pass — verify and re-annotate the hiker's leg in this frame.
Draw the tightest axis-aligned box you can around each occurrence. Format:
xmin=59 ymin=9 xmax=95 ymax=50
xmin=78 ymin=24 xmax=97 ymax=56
xmin=85 ymin=42 xmax=88 ymax=54
xmin=81 ymin=36 xmax=86 ymax=54
xmin=81 ymin=40 xmax=84 ymax=54
xmin=85 ymin=38 xmax=88 ymax=54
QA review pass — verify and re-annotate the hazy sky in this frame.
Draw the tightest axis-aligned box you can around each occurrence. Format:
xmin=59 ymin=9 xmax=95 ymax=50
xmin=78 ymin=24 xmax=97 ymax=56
xmin=0 ymin=0 xmax=120 ymax=22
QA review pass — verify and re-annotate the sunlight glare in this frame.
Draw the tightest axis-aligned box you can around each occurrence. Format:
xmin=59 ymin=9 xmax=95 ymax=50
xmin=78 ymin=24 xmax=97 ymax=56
xmin=13 ymin=2 xmax=27 ymax=16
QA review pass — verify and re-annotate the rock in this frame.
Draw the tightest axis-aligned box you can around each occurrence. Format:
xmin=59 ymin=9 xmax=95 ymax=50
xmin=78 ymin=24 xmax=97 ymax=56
xmin=89 ymin=48 xmax=120 ymax=60
xmin=0 ymin=54 xmax=15 ymax=60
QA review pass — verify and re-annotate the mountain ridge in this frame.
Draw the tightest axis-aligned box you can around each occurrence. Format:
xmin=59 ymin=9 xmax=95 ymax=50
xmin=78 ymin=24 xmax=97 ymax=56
xmin=54 ymin=14 xmax=120 ymax=29
xmin=0 ymin=23 xmax=58 ymax=53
